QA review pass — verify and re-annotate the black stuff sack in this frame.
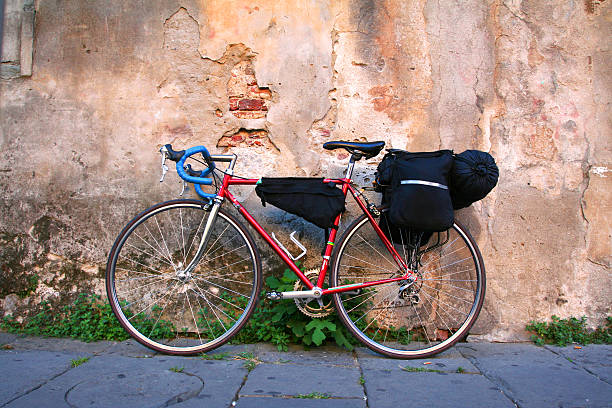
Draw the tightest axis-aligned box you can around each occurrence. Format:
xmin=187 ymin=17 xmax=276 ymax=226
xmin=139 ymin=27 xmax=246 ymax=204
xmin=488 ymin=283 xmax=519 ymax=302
xmin=450 ymin=150 xmax=499 ymax=209
xmin=255 ymin=178 xmax=345 ymax=229
xmin=386 ymin=150 xmax=455 ymax=232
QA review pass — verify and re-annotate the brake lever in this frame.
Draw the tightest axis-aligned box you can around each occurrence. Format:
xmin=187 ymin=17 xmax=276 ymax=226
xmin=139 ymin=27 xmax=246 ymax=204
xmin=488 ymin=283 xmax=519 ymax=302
xmin=179 ymin=178 xmax=188 ymax=196
xmin=159 ymin=147 xmax=169 ymax=183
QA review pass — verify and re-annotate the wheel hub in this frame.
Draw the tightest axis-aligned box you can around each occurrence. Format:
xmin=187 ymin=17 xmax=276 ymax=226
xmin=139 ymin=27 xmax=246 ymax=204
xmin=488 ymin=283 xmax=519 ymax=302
xmin=175 ymin=263 xmax=192 ymax=282
xmin=398 ymin=273 xmax=422 ymax=305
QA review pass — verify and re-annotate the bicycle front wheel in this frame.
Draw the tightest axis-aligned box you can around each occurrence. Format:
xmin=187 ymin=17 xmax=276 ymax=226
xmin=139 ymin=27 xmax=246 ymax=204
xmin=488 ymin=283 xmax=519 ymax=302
xmin=331 ymin=210 xmax=485 ymax=359
xmin=106 ymin=199 xmax=262 ymax=355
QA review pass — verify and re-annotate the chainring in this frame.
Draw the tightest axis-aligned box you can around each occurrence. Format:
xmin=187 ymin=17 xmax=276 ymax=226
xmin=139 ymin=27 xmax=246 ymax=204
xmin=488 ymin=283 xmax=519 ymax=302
xmin=294 ymin=269 xmax=334 ymax=318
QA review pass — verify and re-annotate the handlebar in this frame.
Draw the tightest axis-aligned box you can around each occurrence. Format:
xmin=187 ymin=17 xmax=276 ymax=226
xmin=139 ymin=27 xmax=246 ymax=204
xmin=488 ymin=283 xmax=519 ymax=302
xmin=161 ymin=144 xmax=217 ymax=200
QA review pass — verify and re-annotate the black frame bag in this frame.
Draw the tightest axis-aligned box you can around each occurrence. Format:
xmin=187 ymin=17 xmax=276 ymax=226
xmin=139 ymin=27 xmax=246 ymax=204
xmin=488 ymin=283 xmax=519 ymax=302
xmin=384 ymin=150 xmax=455 ymax=232
xmin=255 ymin=178 xmax=345 ymax=229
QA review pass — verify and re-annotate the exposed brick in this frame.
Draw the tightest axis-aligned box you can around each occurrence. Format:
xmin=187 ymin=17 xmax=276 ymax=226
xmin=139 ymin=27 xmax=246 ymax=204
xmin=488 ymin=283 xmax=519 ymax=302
xmin=231 ymin=133 xmax=245 ymax=142
xmin=248 ymin=85 xmax=272 ymax=99
xmin=237 ymin=98 xmax=267 ymax=111
xmin=229 ymin=97 xmax=240 ymax=111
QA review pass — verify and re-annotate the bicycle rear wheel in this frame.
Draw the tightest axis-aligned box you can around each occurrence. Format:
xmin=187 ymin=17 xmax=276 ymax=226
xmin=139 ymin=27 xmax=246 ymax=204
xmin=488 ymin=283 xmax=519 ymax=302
xmin=106 ymin=199 xmax=261 ymax=355
xmin=331 ymin=209 xmax=485 ymax=359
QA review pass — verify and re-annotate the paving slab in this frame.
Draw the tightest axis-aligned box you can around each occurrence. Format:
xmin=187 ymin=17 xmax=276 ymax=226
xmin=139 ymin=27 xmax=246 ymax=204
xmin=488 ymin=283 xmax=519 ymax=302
xmin=102 ymin=338 xmax=159 ymax=357
xmin=545 ymin=344 xmax=612 ymax=385
xmin=173 ymin=358 xmax=248 ymax=407
xmin=255 ymin=347 xmax=356 ymax=367
xmin=4 ymin=354 xmax=246 ymax=408
xmin=458 ymin=343 xmax=612 ymax=408
xmin=362 ymin=371 xmax=515 ymax=408
xmin=65 ymin=371 xmax=203 ymax=407
xmin=0 ymin=350 xmax=85 ymax=406
xmin=236 ymin=396 xmax=366 ymax=407
xmin=0 ymin=334 xmax=114 ymax=354
xmin=358 ymin=350 xmax=479 ymax=374
xmin=239 ymin=363 xmax=363 ymax=399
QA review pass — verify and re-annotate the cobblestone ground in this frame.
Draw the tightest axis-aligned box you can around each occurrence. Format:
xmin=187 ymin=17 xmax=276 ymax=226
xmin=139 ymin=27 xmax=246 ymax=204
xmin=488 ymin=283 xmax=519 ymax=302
xmin=1 ymin=333 xmax=610 ymax=408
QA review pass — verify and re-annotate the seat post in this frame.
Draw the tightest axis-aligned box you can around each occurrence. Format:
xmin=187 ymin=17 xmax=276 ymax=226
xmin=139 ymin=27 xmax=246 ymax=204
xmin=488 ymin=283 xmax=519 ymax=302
xmin=344 ymin=155 xmax=357 ymax=179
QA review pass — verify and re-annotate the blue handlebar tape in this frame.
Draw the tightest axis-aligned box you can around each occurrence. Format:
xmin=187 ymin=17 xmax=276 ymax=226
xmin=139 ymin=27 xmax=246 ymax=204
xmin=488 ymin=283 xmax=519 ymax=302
xmin=176 ymin=146 xmax=217 ymax=199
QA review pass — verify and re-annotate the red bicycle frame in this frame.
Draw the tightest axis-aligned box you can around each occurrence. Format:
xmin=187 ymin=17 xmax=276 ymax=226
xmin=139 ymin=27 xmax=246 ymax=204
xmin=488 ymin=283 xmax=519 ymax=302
xmin=216 ymin=173 xmax=415 ymax=295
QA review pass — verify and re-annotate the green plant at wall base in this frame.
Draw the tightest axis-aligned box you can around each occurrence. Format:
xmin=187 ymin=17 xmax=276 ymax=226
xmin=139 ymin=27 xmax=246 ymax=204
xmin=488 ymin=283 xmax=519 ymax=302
xmin=227 ymin=268 xmax=358 ymax=351
xmin=16 ymin=274 xmax=39 ymax=299
xmin=526 ymin=315 xmax=612 ymax=346
xmin=1 ymin=293 xmax=175 ymax=342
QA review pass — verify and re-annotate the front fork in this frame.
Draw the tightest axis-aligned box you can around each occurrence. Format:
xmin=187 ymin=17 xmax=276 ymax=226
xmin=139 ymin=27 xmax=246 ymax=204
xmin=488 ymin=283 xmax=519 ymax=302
xmin=183 ymin=197 xmax=223 ymax=275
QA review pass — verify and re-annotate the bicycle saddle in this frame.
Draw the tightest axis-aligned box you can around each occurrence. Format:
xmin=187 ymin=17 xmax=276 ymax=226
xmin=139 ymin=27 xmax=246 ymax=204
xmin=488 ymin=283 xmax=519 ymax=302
xmin=323 ymin=141 xmax=385 ymax=159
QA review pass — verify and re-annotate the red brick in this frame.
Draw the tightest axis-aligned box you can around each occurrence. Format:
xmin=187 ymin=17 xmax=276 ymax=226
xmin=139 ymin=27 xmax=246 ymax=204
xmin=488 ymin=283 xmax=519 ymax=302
xmin=229 ymin=97 xmax=240 ymax=111
xmin=237 ymin=98 xmax=266 ymax=111
xmin=231 ymin=133 xmax=245 ymax=142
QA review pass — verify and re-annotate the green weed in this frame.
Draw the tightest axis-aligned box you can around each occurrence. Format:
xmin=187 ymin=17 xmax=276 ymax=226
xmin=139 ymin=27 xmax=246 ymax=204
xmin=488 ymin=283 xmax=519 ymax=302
xmin=71 ymin=357 xmax=89 ymax=367
xmin=526 ymin=316 xmax=612 ymax=346
xmin=234 ymin=351 xmax=260 ymax=372
xmin=296 ymin=392 xmax=331 ymax=399
xmin=199 ymin=352 xmax=231 ymax=360
xmin=169 ymin=366 xmax=184 ymax=373
xmin=401 ymin=366 xmax=441 ymax=373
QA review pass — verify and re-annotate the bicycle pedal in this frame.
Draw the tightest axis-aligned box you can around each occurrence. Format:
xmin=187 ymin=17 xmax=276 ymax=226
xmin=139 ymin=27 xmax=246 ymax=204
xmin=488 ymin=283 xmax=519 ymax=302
xmin=266 ymin=291 xmax=282 ymax=300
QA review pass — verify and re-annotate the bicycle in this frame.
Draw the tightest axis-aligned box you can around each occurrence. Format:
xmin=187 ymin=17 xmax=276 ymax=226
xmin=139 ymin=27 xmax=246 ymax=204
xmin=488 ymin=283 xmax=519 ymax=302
xmin=105 ymin=141 xmax=485 ymax=359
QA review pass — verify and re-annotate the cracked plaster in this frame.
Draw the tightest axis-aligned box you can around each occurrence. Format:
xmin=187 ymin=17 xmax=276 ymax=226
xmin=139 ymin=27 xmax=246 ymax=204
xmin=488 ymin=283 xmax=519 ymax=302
xmin=0 ymin=0 xmax=610 ymax=340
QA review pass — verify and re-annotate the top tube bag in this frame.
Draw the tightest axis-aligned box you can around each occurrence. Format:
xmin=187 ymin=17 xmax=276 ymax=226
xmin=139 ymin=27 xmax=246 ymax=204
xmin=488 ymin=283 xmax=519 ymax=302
xmin=255 ymin=178 xmax=345 ymax=229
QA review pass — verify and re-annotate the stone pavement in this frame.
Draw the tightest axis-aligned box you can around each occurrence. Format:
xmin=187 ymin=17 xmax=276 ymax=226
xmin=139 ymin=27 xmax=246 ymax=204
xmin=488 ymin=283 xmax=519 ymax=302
xmin=1 ymin=333 xmax=610 ymax=408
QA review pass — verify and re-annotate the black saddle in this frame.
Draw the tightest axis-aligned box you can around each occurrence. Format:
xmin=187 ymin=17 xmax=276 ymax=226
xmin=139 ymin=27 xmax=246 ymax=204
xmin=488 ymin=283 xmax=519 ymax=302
xmin=323 ymin=141 xmax=385 ymax=159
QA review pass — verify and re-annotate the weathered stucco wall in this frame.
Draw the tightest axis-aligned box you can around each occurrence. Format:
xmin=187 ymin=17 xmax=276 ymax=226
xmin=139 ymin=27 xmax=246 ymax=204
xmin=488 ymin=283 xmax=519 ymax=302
xmin=0 ymin=0 xmax=610 ymax=340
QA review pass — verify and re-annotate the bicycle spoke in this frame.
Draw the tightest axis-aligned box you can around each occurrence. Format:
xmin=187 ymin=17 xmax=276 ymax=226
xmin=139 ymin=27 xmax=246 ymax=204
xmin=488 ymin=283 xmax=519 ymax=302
xmin=184 ymin=290 xmax=203 ymax=344
xmin=133 ymin=230 xmax=175 ymax=267
xmin=194 ymin=276 xmax=250 ymax=299
xmin=143 ymin=223 xmax=174 ymax=266
xmin=343 ymin=253 xmax=398 ymax=275
xmin=125 ymin=241 xmax=174 ymax=268
xmin=147 ymin=281 xmax=180 ymax=338
xmin=354 ymin=232 xmax=399 ymax=271
xmin=190 ymin=284 xmax=236 ymax=325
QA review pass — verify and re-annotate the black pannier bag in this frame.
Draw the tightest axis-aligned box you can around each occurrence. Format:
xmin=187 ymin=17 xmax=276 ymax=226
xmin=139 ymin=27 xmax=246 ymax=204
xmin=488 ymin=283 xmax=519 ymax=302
xmin=377 ymin=150 xmax=455 ymax=233
xmin=450 ymin=150 xmax=499 ymax=209
xmin=378 ymin=213 xmax=433 ymax=248
xmin=255 ymin=178 xmax=345 ymax=229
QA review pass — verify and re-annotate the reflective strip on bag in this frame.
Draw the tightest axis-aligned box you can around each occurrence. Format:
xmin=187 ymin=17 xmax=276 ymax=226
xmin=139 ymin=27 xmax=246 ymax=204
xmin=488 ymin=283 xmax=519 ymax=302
xmin=400 ymin=180 xmax=448 ymax=190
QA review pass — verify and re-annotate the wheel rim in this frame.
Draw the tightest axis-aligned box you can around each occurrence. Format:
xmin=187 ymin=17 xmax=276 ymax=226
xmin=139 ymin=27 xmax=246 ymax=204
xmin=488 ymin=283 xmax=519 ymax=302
xmin=107 ymin=202 xmax=260 ymax=353
xmin=332 ymin=212 xmax=484 ymax=357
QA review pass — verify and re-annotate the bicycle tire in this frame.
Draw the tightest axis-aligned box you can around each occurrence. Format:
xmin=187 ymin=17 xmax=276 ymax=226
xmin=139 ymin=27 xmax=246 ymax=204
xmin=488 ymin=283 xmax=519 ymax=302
xmin=331 ymin=208 xmax=485 ymax=359
xmin=106 ymin=199 xmax=262 ymax=355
